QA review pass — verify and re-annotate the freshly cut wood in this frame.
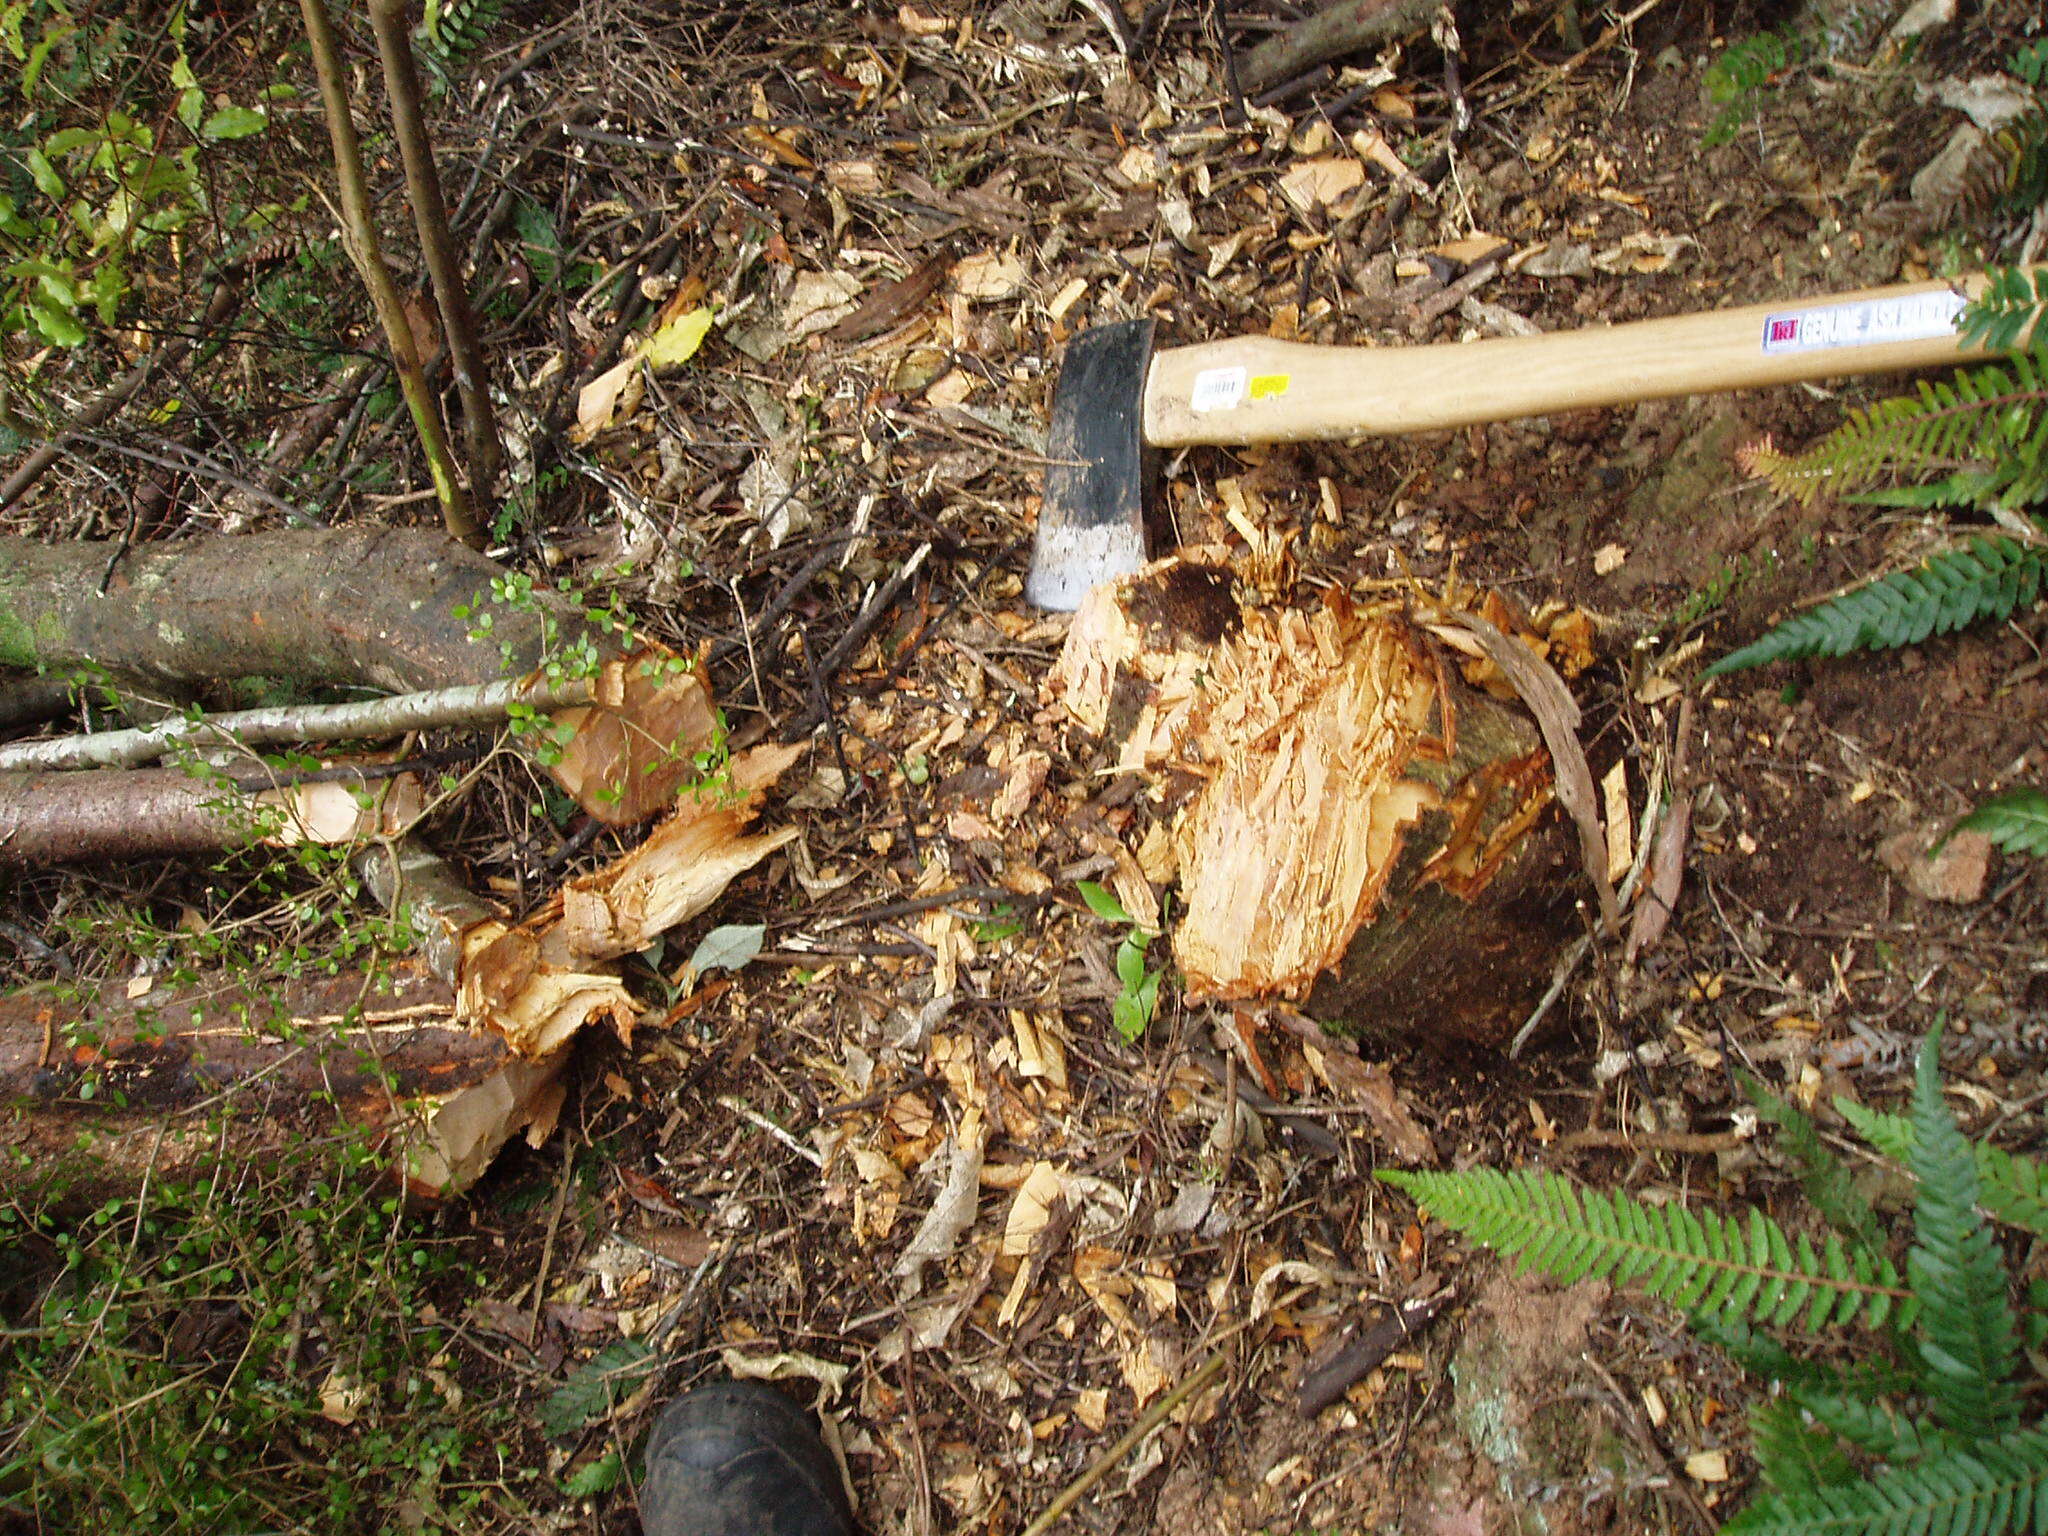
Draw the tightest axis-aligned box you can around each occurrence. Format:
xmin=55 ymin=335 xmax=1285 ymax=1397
xmin=1049 ymin=557 xmax=1586 ymax=1049
xmin=555 ymin=742 xmax=805 ymax=960
xmin=6 ymin=732 xmax=807 ymax=1193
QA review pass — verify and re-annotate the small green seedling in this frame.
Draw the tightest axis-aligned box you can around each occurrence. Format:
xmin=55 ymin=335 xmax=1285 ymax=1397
xmin=1077 ymin=881 xmax=1165 ymax=1043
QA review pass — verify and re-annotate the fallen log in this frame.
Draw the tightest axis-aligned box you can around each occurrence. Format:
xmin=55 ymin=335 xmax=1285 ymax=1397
xmin=1047 ymin=554 xmax=1597 ymax=1050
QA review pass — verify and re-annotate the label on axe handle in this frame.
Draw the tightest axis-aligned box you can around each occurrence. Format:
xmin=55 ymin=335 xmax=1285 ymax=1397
xmin=1189 ymin=367 xmax=1293 ymax=411
xmin=1759 ymin=289 xmax=1965 ymax=355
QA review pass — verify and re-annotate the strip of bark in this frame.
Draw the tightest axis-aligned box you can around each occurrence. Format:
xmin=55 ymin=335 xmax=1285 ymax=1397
xmin=1239 ymin=0 xmax=1441 ymax=93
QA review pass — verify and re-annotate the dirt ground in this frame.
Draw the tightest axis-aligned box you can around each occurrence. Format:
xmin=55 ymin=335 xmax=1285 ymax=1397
xmin=3 ymin=0 xmax=2045 ymax=1532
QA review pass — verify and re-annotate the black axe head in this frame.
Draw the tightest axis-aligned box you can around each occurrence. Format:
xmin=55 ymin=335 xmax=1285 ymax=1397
xmin=1027 ymin=318 xmax=1155 ymax=610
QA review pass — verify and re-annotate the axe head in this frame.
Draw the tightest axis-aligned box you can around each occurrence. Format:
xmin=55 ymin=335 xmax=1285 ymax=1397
xmin=1027 ymin=318 xmax=1155 ymax=610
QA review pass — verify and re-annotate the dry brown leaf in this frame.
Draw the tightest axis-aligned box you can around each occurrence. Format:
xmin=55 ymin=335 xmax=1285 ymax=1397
xmin=1593 ymin=541 xmax=1628 ymax=575
xmin=1279 ymin=156 xmax=1365 ymax=215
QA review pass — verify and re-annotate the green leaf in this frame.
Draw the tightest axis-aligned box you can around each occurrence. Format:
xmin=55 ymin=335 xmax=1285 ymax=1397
xmin=1905 ymin=1028 xmax=2020 ymax=1437
xmin=24 ymin=145 xmax=63 ymax=199
xmin=1077 ymin=881 xmax=1132 ymax=926
xmin=199 ymin=105 xmax=267 ymax=141
xmin=27 ymin=291 xmax=83 ymax=346
xmin=541 ymin=1340 xmax=655 ymax=1438
xmin=685 ymin=923 xmax=764 ymax=978
xmin=1950 ymin=786 xmax=2048 ymax=858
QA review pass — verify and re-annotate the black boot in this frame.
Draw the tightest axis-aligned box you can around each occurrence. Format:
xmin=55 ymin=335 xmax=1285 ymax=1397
xmin=640 ymin=1379 xmax=855 ymax=1536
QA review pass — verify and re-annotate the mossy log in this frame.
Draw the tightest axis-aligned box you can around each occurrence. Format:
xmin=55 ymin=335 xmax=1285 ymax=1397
xmin=1048 ymin=556 xmax=1587 ymax=1051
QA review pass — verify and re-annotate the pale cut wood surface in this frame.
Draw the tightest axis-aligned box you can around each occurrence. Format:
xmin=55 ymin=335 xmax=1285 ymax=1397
xmin=1145 ymin=272 xmax=2013 ymax=446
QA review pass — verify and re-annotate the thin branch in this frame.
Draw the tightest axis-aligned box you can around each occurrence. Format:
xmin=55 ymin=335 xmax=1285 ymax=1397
xmin=0 ymin=674 xmax=593 ymax=773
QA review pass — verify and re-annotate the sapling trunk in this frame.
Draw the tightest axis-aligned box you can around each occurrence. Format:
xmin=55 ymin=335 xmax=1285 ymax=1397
xmin=366 ymin=0 xmax=505 ymax=498
xmin=298 ymin=0 xmax=481 ymax=547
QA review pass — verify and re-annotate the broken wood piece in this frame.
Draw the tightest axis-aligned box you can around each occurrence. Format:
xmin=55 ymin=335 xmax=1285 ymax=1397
xmin=555 ymin=742 xmax=805 ymax=960
xmin=1050 ymin=556 xmax=1588 ymax=1049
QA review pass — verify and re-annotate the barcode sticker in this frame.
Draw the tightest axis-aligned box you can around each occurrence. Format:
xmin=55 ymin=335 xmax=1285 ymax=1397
xmin=1760 ymin=289 xmax=1965 ymax=355
xmin=1189 ymin=366 xmax=1248 ymax=412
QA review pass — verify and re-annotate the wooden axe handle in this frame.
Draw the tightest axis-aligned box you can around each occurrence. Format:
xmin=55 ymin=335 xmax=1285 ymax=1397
xmin=1145 ymin=273 xmax=2017 ymax=446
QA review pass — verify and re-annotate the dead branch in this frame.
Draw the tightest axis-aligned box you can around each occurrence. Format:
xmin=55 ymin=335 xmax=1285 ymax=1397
xmin=1239 ymin=0 xmax=1441 ymax=94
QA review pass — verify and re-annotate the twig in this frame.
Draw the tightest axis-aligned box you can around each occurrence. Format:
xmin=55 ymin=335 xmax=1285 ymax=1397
xmin=527 ymin=1132 xmax=578 ymax=1343
xmin=1018 ymin=1350 xmax=1228 ymax=1536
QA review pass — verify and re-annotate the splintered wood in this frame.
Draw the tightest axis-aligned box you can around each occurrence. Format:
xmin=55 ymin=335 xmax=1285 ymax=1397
xmin=1049 ymin=555 xmax=1582 ymax=1047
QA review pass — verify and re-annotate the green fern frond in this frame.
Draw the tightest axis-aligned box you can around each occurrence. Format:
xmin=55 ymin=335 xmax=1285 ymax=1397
xmin=1907 ymin=1030 xmax=2021 ymax=1437
xmin=1719 ymin=1423 xmax=2048 ymax=1536
xmin=1702 ymin=530 xmax=2048 ymax=675
xmin=1737 ymin=348 xmax=2048 ymax=507
xmin=1960 ymin=269 xmax=2048 ymax=355
xmin=1952 ymin=787 xmax=2048 ymax=859
xmin=1837 ymin=1100 xmax=2048 ymax=1239
xmin=1789 ymin=1386 xmax=1944 ymax=1462
xmin=1746 ymin=1079 xmax=1886 ymax=1253
xmin=1753 ymin=1398 xmax=1857 ymax=1497
xmin=2014 ymin=39 xmax=2048 ymax=86
xmin=1693 ymin=1313 xmax=1916 ymax=1396
xmin=415 ymin=0 xmax=507 ymax=80
xmin=1380 ymin=1169 xmax=1913 ymax=1329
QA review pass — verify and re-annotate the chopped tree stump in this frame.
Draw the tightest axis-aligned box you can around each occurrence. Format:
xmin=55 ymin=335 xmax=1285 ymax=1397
xmin=1049 ymin=555 xmax=1589 ymax=1050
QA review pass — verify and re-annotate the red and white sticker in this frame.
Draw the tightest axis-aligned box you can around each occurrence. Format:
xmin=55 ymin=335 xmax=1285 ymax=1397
xmin=1760 ymin=289 xmax=1965 ymax=355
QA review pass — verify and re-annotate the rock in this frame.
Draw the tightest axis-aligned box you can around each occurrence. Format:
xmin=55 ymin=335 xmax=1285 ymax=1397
xmin=1876 ymin=820 xmax=1992 ymax=904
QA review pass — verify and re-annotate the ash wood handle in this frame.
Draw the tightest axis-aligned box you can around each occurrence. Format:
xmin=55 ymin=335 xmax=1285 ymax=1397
xmin=1144 ymin=273 xmax=2017 ymax=447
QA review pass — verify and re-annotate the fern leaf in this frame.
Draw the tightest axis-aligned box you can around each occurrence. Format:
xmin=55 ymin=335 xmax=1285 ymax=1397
xmin=1380 ymin=1169 xmax=1913 ymax=1330
xmin=1746 ymin=1079 xmax=1886 ymax=1253
xmin=1703 ymin=531 xmax=2048 ymax=675
xmin=1719 ymin=1423 xmax=2048 ymax=1536
xmin=1752 ymin=1398 xmax=1856 ymax=1497
xmin=1835 ymin=1100 xmax=2048 ymax=1238
xmin=1789 ymin=1386 xmax=1944 ymax=1462
xmin=1693 ymin=1313 xmax=1916 ymax=1396
xmin=1952 ymin=787 xmax=2048 ymax=858
xmin=1906 ymin=1030 xmax=2021 ymax=1438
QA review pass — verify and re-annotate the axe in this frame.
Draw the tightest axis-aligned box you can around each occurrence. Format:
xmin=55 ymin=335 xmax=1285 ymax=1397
xmin=1028 ymin=272 xmax=2014 ymax=609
